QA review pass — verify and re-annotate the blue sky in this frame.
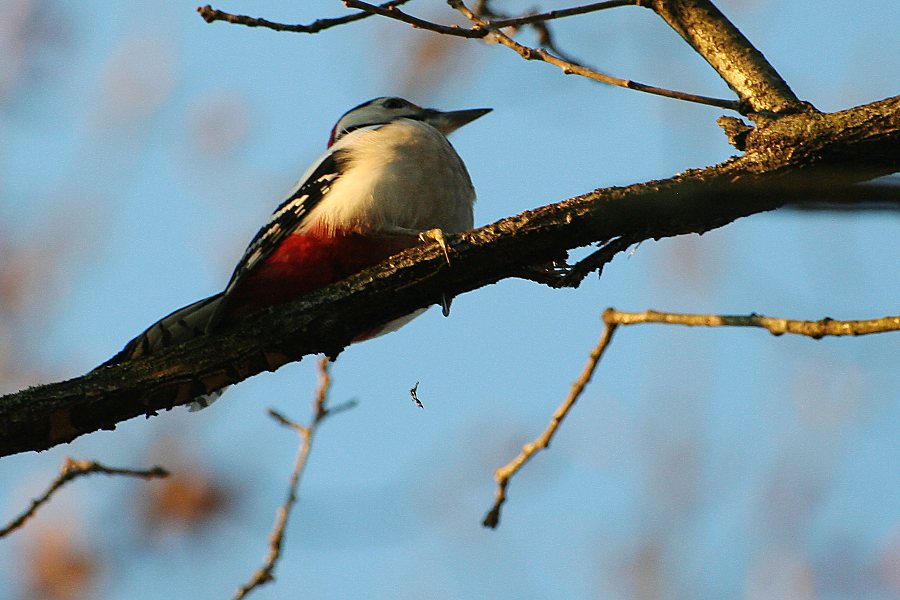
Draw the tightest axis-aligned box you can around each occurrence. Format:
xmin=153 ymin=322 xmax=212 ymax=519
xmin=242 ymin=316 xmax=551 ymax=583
xmin=1 ymin=1 xmax=898 ymax=599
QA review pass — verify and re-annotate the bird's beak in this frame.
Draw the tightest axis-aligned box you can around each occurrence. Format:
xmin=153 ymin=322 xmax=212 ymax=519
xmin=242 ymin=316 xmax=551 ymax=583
xmin=424 ymin=107 xmax=492 ymax=135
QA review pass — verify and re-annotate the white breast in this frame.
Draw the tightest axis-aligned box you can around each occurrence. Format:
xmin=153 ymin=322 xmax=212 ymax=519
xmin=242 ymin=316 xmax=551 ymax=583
xmin=300 ymin=119 xmax=476 ymax=235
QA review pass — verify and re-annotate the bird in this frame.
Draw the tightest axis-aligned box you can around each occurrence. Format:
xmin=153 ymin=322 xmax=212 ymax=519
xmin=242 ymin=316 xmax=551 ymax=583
xmin=100 ymin=97 xmax=491 ymax=407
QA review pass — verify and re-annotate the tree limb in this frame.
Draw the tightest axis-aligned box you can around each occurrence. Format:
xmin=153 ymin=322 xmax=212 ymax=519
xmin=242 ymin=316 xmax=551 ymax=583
xmin=648 ymin=0 xmax=808 ymax=114
xmin=0 ymin=95 xmax=897 ymax=458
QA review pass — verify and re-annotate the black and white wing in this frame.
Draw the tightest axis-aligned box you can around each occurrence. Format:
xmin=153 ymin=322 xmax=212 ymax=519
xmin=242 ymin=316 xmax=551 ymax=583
xmin=205 ymin=147 xmax=348 ymax=331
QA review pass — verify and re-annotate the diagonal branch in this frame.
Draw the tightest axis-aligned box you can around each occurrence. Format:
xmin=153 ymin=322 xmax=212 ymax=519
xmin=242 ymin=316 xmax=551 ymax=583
xmin=647 ymin=0 xmax=807 ymax=115
xmin=0 ymin=95 xmax=897 ymax=458
xmin=483 ymin=320 xmax=617 ymax=528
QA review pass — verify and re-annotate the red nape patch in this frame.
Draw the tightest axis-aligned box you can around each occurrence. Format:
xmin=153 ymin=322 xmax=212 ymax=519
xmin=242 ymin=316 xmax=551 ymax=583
xmin=327 ymin=123 xmax=339 ymax=147
xmin=222 ymin=233 xmax=419 ymax=321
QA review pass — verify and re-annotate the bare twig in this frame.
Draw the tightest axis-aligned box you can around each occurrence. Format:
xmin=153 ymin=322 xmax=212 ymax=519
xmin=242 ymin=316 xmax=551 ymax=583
xmin=234 ymin=358 xmax=355 ymax=600
xmin=473 ymin=0 xmax=604 ymax=82
xmin=483 ymin=321 xmax=618 ymax=528
xmin=603 ymin=309 xmax=900 ymax=338
xmin=343 ymin=0 xmax=484 ymax=37
xmin=483 ymin=307 xmax=900 ymax=527
xmin=339 ymin=0 xmax=740 ymax=110
xmin=554 ymin=236 xmax=638 ymax=288
xmin=344 ymin=0 xmax=740 ymax=110
xmin=528 ymin=19 xmax=590 ymax=67
xmin=489 ymin=0 xmax=641 ymax=29
xmin=0 ymin=458 xmax=168 ymax=538
xmin=449 ymin=0 xmax=743 ymax=112
xmin=196 ymin=0 xmax=411 ymax=34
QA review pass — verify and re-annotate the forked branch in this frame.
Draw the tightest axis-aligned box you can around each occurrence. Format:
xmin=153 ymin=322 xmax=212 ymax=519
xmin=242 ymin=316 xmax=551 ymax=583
xmin=234 ymin=358 xmax=357 ymax=599
xmin=0 ymin=458 xmax=168 ymax=538
xmin=451 ymin=0 xmax=742 ymax=111
xmin=483 ymin=308 xmax=900 ymax=528
xmin=648 ymin=0 xmax=808 ymax=114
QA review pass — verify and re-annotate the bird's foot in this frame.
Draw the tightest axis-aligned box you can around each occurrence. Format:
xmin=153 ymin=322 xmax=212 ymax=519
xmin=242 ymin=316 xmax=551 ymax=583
xmin=418 ymin=228 xmax=451 ymax=265
xmin=440 ymin=293 xmax=452 ymax=317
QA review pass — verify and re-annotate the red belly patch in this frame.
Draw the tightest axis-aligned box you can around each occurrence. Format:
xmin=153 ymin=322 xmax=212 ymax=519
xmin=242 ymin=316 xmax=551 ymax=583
xmin=222 ymin=232 xmax=419 ymax=321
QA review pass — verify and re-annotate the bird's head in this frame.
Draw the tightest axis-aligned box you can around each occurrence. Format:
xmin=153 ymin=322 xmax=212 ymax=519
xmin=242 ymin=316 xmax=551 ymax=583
xmin=328 ymin=97 xmax=492 ymax=147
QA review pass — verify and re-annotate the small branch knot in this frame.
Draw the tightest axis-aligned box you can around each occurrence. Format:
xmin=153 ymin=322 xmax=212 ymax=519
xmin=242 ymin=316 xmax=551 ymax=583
xmin=197 ymin=5 xmax=216 ymax=23
xmin=717 ymin=116 xmax=753 ymax=150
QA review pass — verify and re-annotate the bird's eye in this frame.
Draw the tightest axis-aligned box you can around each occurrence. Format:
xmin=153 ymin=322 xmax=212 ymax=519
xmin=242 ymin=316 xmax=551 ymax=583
xmin=382 ymin=98 xmax=406 ymax=109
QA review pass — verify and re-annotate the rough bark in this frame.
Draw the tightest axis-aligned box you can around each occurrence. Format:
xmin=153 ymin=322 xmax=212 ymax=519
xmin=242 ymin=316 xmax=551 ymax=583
xmin=1 ymin=95 xmax=898 ymax=458
xmin=648 ymin=0 xmax=807 ymax=114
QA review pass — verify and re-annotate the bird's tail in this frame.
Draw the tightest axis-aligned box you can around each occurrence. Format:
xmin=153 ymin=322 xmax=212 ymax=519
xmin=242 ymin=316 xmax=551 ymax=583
xmin=98 ymin=293 xmax=225 ymax=369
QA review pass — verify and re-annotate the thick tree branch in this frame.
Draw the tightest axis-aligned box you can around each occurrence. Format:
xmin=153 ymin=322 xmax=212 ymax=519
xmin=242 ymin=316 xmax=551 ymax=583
xmin=785 ymin=179 xmax=900 ymax=211
xmin=0 ymin=95 xmax=898 ymax=458
xmin=648 ymin=0 xmax=807 ymax=115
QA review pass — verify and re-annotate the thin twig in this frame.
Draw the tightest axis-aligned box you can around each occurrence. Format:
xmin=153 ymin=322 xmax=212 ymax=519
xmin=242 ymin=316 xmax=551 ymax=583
xmin=197 ymin=0 xmax=755 ymax=112
xmin=234 ymin=357 xmax=356 ymax=600
xmin=473 ymin=0 xmax=602 ymax=80
xmin=0 ymin=458 xmax=168 ymax=538
xmin=449 ymin=0 xmax=743 ymax=112
xmin=196 ymin=0 xmax=411 ymax=34
xmin=490 ymin=0 xmax=641 ymax=29
xmin=483 ymin=322 xmax=618 ymax=528
xmin=554 ymin=236 xmax=638 ymax=288
xmin=344 ymin=0 xmax=484 ymax=37
xmin=603 ymin=309 xmax=900 ymax=338
xmin=483 ymin=307 xmax=900 ymax=527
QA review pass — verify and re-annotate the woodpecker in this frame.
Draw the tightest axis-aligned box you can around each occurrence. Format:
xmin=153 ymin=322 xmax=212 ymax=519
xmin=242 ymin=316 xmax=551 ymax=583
xmin=101 ymin=97 xmax=490 ymax=405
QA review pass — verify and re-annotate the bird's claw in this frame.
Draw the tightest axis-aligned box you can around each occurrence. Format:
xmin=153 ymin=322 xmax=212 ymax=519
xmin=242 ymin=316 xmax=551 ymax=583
xmin=419 ymin=228 xmax=451 ymax=265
